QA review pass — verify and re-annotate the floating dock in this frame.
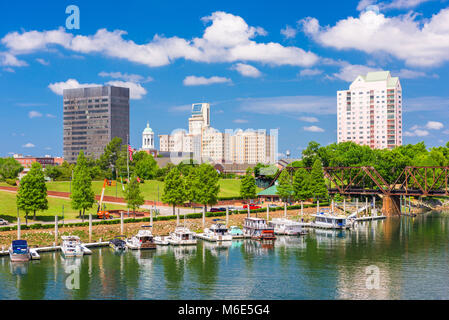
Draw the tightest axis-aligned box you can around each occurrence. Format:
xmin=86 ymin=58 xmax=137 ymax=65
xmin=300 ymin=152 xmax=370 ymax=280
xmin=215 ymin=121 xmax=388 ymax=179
xmin=0 ymin=241 xmax=109 ymax=257
xmin=355 ymin=215 xmax=386 ymax=221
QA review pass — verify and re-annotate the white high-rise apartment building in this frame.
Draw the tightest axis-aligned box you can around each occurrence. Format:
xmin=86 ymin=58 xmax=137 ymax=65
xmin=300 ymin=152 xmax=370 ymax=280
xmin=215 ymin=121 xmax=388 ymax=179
xmin=159 ymin=103 xmax=277 ymax=164
xmin=337 ymin=71 xmax=403 ymax=149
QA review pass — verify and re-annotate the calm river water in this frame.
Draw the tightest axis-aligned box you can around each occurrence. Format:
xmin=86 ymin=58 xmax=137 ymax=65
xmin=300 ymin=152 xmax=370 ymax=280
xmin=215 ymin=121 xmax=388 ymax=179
xmin=1 ymin=212 xmax=449 ymax=300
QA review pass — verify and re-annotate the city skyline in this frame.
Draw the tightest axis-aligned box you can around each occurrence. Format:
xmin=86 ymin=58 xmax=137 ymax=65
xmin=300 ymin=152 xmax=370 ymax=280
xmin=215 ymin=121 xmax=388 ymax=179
xmin=1 ymin=1 xmax=449 ymax=158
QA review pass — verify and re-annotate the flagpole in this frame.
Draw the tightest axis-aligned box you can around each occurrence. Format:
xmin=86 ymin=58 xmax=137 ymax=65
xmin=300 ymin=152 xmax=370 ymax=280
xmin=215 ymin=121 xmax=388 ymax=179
xmin=127 ymin=134 xmax=130 ymax=217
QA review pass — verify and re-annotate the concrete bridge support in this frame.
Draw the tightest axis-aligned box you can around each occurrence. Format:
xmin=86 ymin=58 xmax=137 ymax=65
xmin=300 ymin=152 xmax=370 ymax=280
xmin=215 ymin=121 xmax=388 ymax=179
xmin=382 ymin=195 xmax=401 ymax=217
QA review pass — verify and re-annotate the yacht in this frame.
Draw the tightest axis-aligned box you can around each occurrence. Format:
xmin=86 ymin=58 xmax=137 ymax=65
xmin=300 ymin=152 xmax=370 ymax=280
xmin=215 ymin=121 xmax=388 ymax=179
xmin=154 ymin=236 xmax=169 ymax=245
xmin=61 ymin=236 xmax=84 ymax=257
xmin=9 ymin=240 xmax=31 ymax=262
xmin=268 ymin=218 xmax=308 ymax=236
xmin=229 ymin=226 xmax=244 ymax=238
xmin=243 ymin=217 xmax=276 ymax=241
xmin=126 ymin=226 xmax=157 ymax=250
xmin=166 ymin=226 xmax=197 ymax=246
xmin=311 ymin=212 xmax=350 ymax=230
xmin=197 ymin=220 xmax=233 ymax=242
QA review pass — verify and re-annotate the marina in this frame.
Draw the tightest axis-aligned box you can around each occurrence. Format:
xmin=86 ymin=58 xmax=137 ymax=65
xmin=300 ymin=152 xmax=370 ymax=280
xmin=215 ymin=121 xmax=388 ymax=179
xmin=0 ymin=213 xmax=448 ymax=299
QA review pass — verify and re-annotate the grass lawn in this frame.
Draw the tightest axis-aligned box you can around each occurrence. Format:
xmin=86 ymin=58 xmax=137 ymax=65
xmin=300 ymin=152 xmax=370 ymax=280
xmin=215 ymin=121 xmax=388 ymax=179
xmin=43 ymin=178 xmax=250 ymax=200
xmin=0 ymin=191 xmax=126 ymax=223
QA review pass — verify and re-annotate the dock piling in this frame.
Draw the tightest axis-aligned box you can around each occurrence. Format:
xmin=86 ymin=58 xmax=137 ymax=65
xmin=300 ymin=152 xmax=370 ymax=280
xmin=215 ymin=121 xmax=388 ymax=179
xmin=317 ymin=200 xmax=320 ymax=214
xmin=284 ymin=202 xmax=287 ymax=218
xmin=301 ymin=201 xmax=304 ymax=216
xmin=17 ymin=217 xmax=21 ymax=240
xmin=89 ymin=213 xmax=92 ymax=243
xmin=266 ymin=205 xmax=269 ymax=221
xmin=343 ymin=198 xmax=346 ymax=213
xmin=121 ymin=212 xmax=124 ymax=234
xmin=177 ymin=208 xmax=180 ymax=225
xmin=202 ymin=206 xmax=206 ymax=229
xmin=226 ymin=207 xmax=229 ymax=227
xmin=55 ymin=215 xmax=58 ymax=245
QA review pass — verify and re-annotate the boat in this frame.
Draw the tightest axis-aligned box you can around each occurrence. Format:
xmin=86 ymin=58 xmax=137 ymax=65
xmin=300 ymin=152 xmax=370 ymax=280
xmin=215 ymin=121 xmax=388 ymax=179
xmin=229 ymin=226 xmax=244 ymax=238
xmin=30 ymin=248 xmax=40 ymax=260
xmin=166 ymin=226 xmax=197 ymax=246
xmin=197 ymin=219 xmax=233 ymax=242
xmin=154 ymin=236 xmax=169 ymax=245
xmin=268 ymin=218 xmax=308 ymax=236
xmin=61 ymin=236 xmax=84 ymax=257
xmin=126 ymin=226 xmax=157 ymax=250
xmin=9 ymin=240 xmax=31 ymax=262
xmin=109 ymin=235 xmax=127 ymax=251
xmin=311 ymin=212 xmax=351 ymax=229
xmin=243 ymin=217 xmax=276 ymax=241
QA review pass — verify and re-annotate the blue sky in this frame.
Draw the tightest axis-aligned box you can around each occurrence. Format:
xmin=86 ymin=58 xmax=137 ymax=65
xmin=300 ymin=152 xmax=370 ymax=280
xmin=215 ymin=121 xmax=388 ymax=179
xmin=1 ymin=0 xmax=449 ymax=158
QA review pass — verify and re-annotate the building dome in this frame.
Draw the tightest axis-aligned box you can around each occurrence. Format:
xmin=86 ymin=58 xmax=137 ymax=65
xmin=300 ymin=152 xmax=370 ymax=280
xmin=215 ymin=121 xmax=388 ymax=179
xmin=143 ymin=122 xmax=153 ymax=134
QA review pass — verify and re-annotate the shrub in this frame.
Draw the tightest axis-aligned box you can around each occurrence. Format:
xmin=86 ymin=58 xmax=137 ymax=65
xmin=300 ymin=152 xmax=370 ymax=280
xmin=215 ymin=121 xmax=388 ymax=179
xmin=5 ymin=179 xmax=17 ymax=186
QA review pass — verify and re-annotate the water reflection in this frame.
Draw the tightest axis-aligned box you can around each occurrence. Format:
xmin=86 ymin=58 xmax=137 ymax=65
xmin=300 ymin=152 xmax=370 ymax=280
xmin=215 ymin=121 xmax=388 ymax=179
xmin=0 ymin=213 xmax=449 ymax=299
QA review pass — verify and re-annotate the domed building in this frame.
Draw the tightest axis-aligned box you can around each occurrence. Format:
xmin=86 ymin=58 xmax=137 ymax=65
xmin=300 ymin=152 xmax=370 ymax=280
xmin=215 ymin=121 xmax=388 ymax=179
xmin=141 ymin=122 xmax=157 ymax=157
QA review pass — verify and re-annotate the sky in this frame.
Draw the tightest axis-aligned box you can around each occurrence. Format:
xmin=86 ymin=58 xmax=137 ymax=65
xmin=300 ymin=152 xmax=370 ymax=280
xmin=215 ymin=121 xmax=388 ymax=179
xmin=1 ymin=0 xmax=449 ymax=159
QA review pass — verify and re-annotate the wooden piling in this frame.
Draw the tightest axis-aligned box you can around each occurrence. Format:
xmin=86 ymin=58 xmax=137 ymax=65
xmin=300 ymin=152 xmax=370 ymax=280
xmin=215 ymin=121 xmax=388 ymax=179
xmin=89 ymin=213 xmax=92 ymax=243
xmin=17 ymin=217 xmax=21 ymax=240
xmin=55 ymin=216 xmax=58 ymax=245
xmin=226 ymin=207 xmax=229 ymax=227
xmin=121 ymin=212 xmax=124 ymax=234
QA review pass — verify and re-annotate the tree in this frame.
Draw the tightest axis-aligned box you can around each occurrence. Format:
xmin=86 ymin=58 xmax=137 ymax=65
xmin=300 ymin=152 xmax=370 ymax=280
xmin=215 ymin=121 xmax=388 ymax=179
xmin=184 ymin=167 xmax=199 ymax=205
xmin=124 ymin=175 xmax=145 ymax=218
xmin=240 ymin=168 xmax=257 ymax=203
xmin=134 ymin=152 xmax=158 ymax=180
xmin=0 ymin=157 xmax=23 ymax=180
xmin=162 ymin=167 xmax=186 ymax=215
xmin=310 ymin=159 xmax=328 ymax=201
xmin=276 ymin=169 xmax=293 ymax=204
xmin=195 ymin=163 xmax=220 ymax=212
xmin=71 ymin=151 xmax=95 ymax=222
xmin=292 ymin=167 xmax=312 ymax=201
xmin=45 ymin=165 xmax=61 ymax=181
xmin=16 ymin=162 xmax=48 ymax=224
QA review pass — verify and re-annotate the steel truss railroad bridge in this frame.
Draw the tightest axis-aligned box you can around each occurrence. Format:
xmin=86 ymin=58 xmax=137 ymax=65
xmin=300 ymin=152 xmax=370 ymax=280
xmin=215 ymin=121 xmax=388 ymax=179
xmin=270 ymin=166 xmax=449 ymax=216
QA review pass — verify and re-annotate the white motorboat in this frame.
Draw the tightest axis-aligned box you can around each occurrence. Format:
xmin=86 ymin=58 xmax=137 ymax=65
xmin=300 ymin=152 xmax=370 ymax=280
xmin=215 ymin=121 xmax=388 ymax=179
xmin=9 ymin=240 xmax=31 ymax=262
xmin=243 ymin=217 xmax=276 ymax=241
xmin=311 ymin=212 xmax=350 ymax=229
xmin=166 ymin=226 xmax=197 ymax=246
xmin=61 ymin=236 xmax=85 ymax=257
xmin=268 ymin=218 xmax=308 ymax=236
xmin=154 ymin=236 xmax=169 ymax=245
xmin=197 ymin=220 xmax=233 ymax=242
xmin=126 ymin=226 xmax=157 ymax=250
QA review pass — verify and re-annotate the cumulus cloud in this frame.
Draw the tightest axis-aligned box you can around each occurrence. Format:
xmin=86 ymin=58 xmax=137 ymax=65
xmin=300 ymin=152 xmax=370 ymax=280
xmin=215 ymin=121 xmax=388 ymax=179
xmin=2 ymin=12 xmax=319 ymax=68
xmin=231 ymin=63 xmax=261 ymax=78
xmin=22 ymin=142 xmax=35 ymax=148
xmin=98 ymin=71 xmax=153 ymax=83
xmin=239 ymin=95 xmax=335 ymax=115
xmin=304 ymin=125 xmax=325 ymax=132
xmin=0 ymin=52 xmax=27 ymax=67
xmin=357 ymin=0 xmax=432 ymax=11
xmin=36 ymin=58 xmax=49 ymax=66
xmin=183 ymin=75 xmax=232 ymax=86
xmin=301 ymin=8 xmax=449 ymax=66
xmin=46 ymin=113 xmax=56 ymax=118
xmin=425 ymin=121 xmax=444 ymax=130
xmin=329 ymin=63 xmax=380 ymax=82
xmin=299 ymin=116 xmax=319 ymax=123
xmin=404 ymin=129 xmax=429 ymax=137
xmin=28 ymin=111 xmax=42 ymax=118
xmin=405 ymin=121 xmax=443 ymax=136
xmin=280 ymin=25 xmax=297 ymax=39
xmin=299 ymin=68 xmax=323 ymax=77
xmin=48 ymin=78 xmax=147 ymax=99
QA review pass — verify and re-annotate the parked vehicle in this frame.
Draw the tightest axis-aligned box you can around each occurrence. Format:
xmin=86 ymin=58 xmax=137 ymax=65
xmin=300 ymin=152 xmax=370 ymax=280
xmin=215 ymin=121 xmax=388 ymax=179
xmin=268 ymin=204 xmax=280 ymax=209
xmin=209 ymin=207 xmax=226 ymax=213
xmin=0 ymin=218 xmax=8 ymax=225
xmin=243 ymin=204 xmax=261 ymax=210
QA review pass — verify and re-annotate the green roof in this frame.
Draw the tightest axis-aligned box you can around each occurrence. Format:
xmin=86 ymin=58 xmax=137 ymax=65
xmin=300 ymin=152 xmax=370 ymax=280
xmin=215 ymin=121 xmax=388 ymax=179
xmin=257 ymin=185 xmax=278 ymax=196
xmin=363 ymin=71 xmax=391 ymax=82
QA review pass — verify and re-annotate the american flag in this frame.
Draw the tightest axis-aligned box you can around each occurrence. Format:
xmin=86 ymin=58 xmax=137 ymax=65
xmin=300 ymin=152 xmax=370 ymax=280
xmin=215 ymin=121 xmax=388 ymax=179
xmin=128 ymin=145 xmax=133 ymax=161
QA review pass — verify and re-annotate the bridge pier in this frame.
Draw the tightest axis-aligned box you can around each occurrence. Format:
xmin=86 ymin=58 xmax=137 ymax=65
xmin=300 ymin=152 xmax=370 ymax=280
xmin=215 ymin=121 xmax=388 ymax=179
xmin=382 ymin=195 xmax=401 ymax=217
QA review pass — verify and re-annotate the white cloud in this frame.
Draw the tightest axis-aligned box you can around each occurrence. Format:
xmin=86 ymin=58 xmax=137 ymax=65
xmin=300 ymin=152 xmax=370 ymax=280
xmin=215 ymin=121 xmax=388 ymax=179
xmin=395 ymin=68 xmax=437 ymax=79
xmin=183 ymin=75 xmax=232 ymax=86
xmin=28 ymin=111 xmax=42 ymax=118
xmin=299 ymin=116 xmax=319 ymax=123
xmin=0 ymin=52 xmax=27 ymax=67
xmin=48 ymin=78 xmax=147 ymax=99
xmin=405 ymin=96 xmax=449 ymax=112
xmin=239 ymin=95 xmax=336 ymax=115
xmin=2 ymin=12 xmax=319 ymax=69
xmin=233 ymin=119 xmax=248 ymax=124
xmin=301 ymin=8 xmax=449 ymax=67
xmin=304 ymin=125 xmax=325 ymax=132
xmin=22 ymin=143 xmax=35 ymax=148
xmin=329 ymin=63 xmax=380 ymax=82
xmin=357 ymin=0 xmax=432 ymax=11
xmin=98 ymin=71 xmax=153 ymax=83
xmin=231 ymin=63 xmax=261 ymax=78
xmin=46 ymin=113 xmax=56 ymax=118
xmin=404 ymin=129 xmax=429 ymax=137
xmin=299 ymin=68 xmax=323 ymax=76
xmin=16 ymin=102 xmax=47 ymax=107
xmin=280 ymin=25 xmax=297 ymax=39
xmin=425 ymin=121 xmax=444 ymax=130
xmin=36 ymin=58 xmax=49 ymax=66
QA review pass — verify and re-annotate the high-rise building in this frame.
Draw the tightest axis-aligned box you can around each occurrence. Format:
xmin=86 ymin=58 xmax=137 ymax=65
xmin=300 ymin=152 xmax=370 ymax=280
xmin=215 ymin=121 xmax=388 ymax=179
xmin=337 ymin=71 xmax=403 ymax=149
xmin=63 ymin=85 xmax=129 ymax=163
xmin=159 ymin=103 xmax=277 ymax=164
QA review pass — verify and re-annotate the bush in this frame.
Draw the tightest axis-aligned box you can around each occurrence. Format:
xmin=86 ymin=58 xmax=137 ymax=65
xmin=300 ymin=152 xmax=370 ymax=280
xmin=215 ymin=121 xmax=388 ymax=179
xmin=5 ymin=179 xmax=17 ymax=186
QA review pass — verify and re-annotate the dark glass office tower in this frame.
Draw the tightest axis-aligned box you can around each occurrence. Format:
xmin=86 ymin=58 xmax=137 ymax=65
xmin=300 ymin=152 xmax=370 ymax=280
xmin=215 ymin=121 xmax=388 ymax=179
xmin=63 ymin=86 xmax=129 ymax=163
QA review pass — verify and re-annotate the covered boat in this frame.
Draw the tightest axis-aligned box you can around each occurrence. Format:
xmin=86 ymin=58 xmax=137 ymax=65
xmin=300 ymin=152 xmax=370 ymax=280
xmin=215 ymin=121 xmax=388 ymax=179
xmin=243 ymin=217 xmax=276 ymax=241
xmin=9 ymin=240 xmax=31 ymax=262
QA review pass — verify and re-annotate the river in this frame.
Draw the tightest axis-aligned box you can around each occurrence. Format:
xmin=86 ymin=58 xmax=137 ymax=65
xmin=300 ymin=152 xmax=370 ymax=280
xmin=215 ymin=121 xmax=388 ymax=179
xmin=1 ymin=211 xmax=449 ymax=300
